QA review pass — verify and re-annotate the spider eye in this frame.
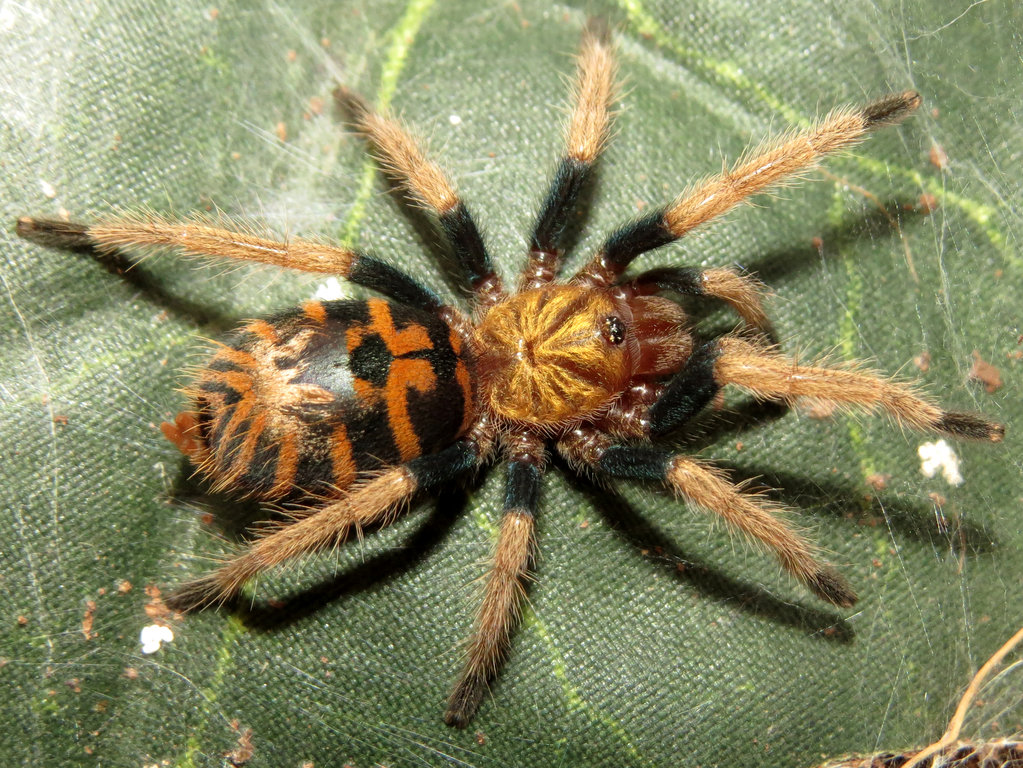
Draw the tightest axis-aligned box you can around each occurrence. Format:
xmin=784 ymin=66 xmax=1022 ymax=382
xmin=602 ymin=316 xmax=626 ymax=345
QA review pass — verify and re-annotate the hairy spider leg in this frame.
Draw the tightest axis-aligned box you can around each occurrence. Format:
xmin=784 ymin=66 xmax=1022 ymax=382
xmin=15 ymin=215 xmax=441 ymax=310
xmin=559 ymin=430 xmax=857 ymax=607
xmin=336 ymin=87 xmax=502 ymax=308
xmin=624 ymin=266 xmax=776 ymax=342
xmin=524 ymin=18 xmax=618 ymax=290
xmin=166 ymin=440 xmax=483 ymax=611
xmin=445 ymin=458 xmax=540 ymax=728
xmin=574 ymin=91 xmax=923 ymax=286
xmin=17 ymin=214 xmax=459 ymax=469
xmin=647 ymin=336 xmax=1005 ymax=442
xmin=710 ymin=336 xmax=1004 ymax=441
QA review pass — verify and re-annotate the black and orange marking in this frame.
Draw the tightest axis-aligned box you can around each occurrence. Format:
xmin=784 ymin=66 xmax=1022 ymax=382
xmin=179 ymin=299 xmax=474 ymax=498
xmin=347 ymin=299 xmax=440 ymax=461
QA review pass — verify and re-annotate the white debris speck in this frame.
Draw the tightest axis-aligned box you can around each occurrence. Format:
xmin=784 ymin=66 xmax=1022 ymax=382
xmin=448 ymin=114 xmax=462 ymax=125
xmin=40 ymin=180 xmax=57 ymax=198
xmin=139 ymin=624 xmax=174 ymax=654
xmin=313 ymin=277 xmax=346 ymax=301
xmin=918 ymin=439 xmax=964 ymax=486
xmin=0 ymin=5 xmax=17 ymax=32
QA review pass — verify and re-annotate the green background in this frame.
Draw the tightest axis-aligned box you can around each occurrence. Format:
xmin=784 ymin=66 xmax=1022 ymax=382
xmin=1 ymin=1 xmax=1020 ymax=766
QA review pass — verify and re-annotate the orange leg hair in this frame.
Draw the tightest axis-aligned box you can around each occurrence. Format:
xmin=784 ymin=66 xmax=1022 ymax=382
xmin=698 ymin=268 xmax=772 ymax=337
xmin=665 ymin=456 xmax=855 ymax=606
xmin=627 ymin=265 xmax=775 ymax=341
xmin=337 ymin=88 xmax=462 ymax=219
xmin=166 ymin=436 xmax=487 ymax=612
xmin=17 ymin=214 xmax=358 ymax=274
xmin=336 ymin=85 xmax=503 ymax=304
xmin=558 ymin=429 xmax=855 ymax=607
xmin=575 ymin=90 xmax=922 ymax=286
xmin=662 ymin=92 xmax=922 ymax=240
xmin=563 ymin=19 xmax=617 ymax=168
xmin=166 ymin=466 xmax=419 ymax=611
xmin=445 ymin=508 xmax=536 ymax=728
xmin=714 ymin=336 xmax=1004 ymax=442
xmin=523 ymin=18 xmax=618 ymax=289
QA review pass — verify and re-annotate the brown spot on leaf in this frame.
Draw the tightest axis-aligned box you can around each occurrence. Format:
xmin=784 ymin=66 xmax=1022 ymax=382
xmin=227 ymin=721 xmax=255 ymax=766
xmin=969 ymin=350 xmax=1003 ymax=393
xmin=917 ymin=193 xmax=939 ymax=214
xmin=144 ymin=585 xmax=171 ymax=621
xmin=82 ymin=599 xmax=97 ymax=640
xmin=929 ymin=142 xmax=948 ymax=169
xmin=865 ymin=473 xmax=890 ymax=491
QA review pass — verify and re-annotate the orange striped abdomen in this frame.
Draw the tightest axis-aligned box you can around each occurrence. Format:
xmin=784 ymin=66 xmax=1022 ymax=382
xmin=182 ymin=299 xmax=474 ymax=499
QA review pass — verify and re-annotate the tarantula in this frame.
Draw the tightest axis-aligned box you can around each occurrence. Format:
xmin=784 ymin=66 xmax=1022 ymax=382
xmin=17 ymin=22 xmax=1002 ymax=727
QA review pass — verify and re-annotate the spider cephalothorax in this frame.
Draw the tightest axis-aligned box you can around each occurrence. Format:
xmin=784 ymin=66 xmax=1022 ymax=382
xmin=475 ymin=285 xmax=691 ymax=426
xmin=18 ymin=21 xmax=1003 ymax=728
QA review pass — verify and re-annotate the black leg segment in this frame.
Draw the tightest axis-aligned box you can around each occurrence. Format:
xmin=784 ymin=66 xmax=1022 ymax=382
xmin=597 ymin=444 xmax=672 ymax=480
xmin=348 ymin=252 xmax=442 ymax=310
xmin=504 ymin=459 xmax=541 ymax=513
xmin=530 ymin=157 xmax=591 ymax=259
xmin=16 ymin=217 xmax=93 ymax=252
xmin=648 ymin=342 xmax=721 ymax=438
xmin=598 ymin=208 xmax=676 ymax=272
xmin=437 ymin=202 xmax=498 ymax=296
xmin=631 ymin=266 xmax=705 ymax=296
xmin=406 ymin=441 xmax=480 ymax=488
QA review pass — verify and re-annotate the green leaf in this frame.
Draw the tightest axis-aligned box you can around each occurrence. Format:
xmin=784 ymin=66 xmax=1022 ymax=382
xmin=2 ymin=1 xmax=1020 ymax=766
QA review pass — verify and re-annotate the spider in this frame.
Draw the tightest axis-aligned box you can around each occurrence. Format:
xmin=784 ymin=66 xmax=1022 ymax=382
xmin=18 ymin=21 xmax=1003 ymax=728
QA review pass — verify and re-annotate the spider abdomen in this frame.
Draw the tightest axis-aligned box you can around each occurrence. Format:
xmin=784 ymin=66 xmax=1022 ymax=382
xmin=181 ymin=298 xmax=474 ymax=498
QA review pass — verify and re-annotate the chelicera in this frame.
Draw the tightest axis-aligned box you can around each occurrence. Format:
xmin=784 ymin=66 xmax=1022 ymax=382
xmin=18 ymin=22 xmax=1003 ymax=728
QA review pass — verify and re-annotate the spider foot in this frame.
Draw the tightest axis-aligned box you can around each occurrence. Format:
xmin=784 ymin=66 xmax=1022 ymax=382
xmin=165 ymin=573 xmax=238 ymax=613
xmin=16 ymin=216 xmax=92 ymax=251
xmin=444 ymin=671 xmax=487 ymax=729
xmin=806 ymin=566 xmax=858 ymax=608
xmin=935 ymin=411 xmax=1004 ymax=443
